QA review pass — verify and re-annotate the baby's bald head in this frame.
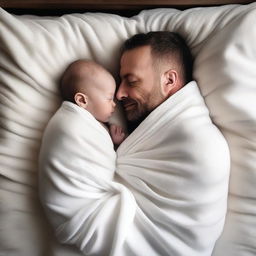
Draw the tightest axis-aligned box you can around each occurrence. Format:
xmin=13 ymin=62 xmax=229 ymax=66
xmin=60 ymin=59 xmax=112 ymax=103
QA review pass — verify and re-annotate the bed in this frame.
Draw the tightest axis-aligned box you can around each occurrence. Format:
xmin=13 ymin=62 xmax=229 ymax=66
xmin=0 ymin=1 xmax=256 ymax=256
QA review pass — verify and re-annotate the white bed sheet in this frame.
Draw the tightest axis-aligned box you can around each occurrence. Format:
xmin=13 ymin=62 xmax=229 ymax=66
xmin=1 ymin=3 xmax=256 ymax=256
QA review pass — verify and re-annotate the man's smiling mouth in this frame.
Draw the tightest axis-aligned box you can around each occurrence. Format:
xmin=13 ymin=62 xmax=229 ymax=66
xmin=124 ymin=102 xmax=136 ymax=111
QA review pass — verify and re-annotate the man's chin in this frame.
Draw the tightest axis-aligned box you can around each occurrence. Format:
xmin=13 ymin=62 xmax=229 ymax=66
xmin=126 ymin=111 xmax=140 ymax=123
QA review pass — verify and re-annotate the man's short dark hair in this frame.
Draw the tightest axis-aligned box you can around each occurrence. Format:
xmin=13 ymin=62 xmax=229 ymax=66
xmin=122 ymin=31 xmax=193 ymax=84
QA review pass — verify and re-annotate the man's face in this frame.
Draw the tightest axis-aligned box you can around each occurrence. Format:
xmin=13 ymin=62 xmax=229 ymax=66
xmin=117 ymin=45 xmax=164 ymax=122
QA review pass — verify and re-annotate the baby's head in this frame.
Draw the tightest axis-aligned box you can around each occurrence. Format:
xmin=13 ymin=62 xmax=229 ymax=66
xmin=60 ymin=60 xmax=116 ymax=123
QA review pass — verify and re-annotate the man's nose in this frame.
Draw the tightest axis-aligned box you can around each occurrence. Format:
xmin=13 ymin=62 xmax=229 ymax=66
xmin=116 ymin=82 xmax=128 ymax=101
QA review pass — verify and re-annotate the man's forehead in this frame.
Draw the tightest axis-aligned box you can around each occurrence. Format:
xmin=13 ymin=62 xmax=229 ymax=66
xmin=120 ymin=45 xmax=152 ymax=76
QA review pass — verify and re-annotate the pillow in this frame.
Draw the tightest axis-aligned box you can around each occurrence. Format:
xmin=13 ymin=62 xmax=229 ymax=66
xmin=0 ymin=3 xmax=256 ymax=255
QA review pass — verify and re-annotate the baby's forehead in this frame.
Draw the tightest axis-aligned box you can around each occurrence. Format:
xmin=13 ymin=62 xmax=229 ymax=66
xmin=75 ymin=61 xmax=100 ymax=76
xmin=83 ymin=62 xmax=112 ymax=80
xmin=81 ymin=66 xmax=115 ymax=90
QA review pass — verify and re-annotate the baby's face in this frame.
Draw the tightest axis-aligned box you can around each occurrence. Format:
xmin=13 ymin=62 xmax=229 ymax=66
xmin=86 ymin=72 xmax=116 ymax=123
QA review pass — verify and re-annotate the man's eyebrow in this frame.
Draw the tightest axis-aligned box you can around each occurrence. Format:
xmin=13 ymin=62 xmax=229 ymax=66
xmin=121 ymin=73 xmax=135 ymax=79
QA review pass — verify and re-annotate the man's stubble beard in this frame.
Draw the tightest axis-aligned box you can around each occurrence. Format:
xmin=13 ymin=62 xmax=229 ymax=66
xmin=126 ymin=83 xmax=164 ymax=132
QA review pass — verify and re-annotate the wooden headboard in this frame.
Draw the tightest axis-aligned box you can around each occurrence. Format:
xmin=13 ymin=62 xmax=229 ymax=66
xmin=1 ymin=0 xmax=254 ymax=16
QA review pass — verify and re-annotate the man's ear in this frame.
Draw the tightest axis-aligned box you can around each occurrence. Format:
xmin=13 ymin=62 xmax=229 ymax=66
xmin=74 ymin=92 xmax=88 ymax=108
xmin=161 ymin=69 xmax=180 ymax=97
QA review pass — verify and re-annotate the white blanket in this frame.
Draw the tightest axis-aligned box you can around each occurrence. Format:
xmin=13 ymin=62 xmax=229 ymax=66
xmin=39 ymin=81 xmax=230 ymax=256
xmin=39 ymin=101 xmax=137 ymax=255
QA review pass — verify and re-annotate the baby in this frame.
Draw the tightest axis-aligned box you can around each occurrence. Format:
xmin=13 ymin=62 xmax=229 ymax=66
xmin=60 ymin=59 xmax=126 ymax=146
xmin=39 ymin=59 xmax=129 ymax=250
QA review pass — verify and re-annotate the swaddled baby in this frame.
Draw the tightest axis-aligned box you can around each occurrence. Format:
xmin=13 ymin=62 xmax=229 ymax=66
xmin=39 ymin=60 xmax=136 ymax=255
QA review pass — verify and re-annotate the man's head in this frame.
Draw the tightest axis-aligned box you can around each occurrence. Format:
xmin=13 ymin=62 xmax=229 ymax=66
xmin=116 ymin=31 xmax=193 ymax=123
xmin=60 ymin=59 xmax=116 ymax=123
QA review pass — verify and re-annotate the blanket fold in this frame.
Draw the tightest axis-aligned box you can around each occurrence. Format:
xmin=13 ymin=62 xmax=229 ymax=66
xmin=39 ymin=81 xmax=230 ymax=256
xmin=115 ymin=81 xmax=230 ymax=255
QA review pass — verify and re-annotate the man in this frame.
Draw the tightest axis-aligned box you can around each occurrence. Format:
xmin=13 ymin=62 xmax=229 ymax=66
xmin=114 ymin=31 xmax=229 ymax=256
xmin=116 ymin=31 xmax=193 ymax=130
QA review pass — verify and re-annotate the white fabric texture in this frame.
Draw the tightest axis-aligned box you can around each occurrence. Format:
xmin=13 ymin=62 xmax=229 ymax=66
xmin=39 ymin=82 xmax=230 ymax=256
xmin=0 ymin=2 xmax=256 ymax=256
xmin=39 ymin=101 xmax=136 ymax=256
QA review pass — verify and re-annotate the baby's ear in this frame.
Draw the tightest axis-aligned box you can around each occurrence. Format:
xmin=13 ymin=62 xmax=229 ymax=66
xmin=74 ymin=93 xmax=88 ymax=108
